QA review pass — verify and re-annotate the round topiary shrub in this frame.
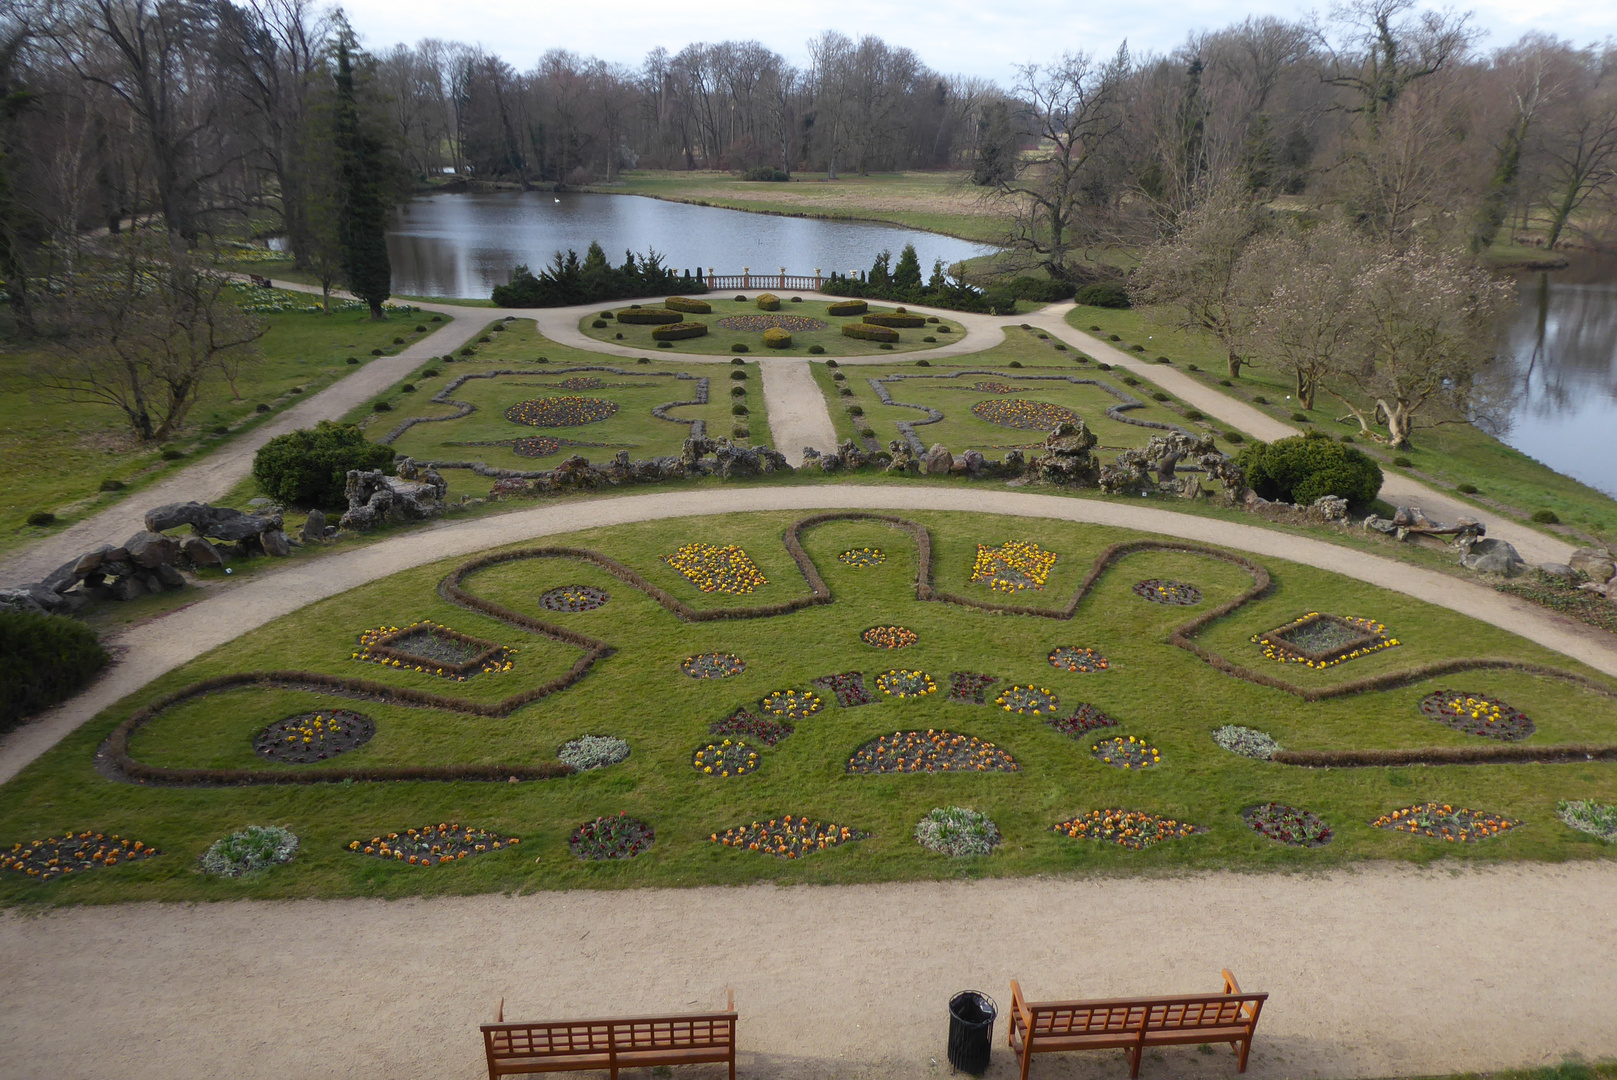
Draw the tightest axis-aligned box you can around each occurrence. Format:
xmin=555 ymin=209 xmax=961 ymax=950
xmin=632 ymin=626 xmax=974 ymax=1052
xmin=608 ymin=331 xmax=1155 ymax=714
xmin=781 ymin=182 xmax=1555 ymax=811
xmin=735 ymin=294 xmax=747 ymax=302
xmin=591 ymin=319 xmax=607 ymax=328
xmin=393 ymin=337 xmax=405 ymax=345
xmin=430 ymin=315 xmax=442 ymax=322
xmin=252 ymin=421 xmax=396 ymax=510
xmin=401 ymin=383 xmax=416 ymax=393
xmin=1222 ymin=431 xmax=1244 ymax=444
xmin=372 ymin=401 xmax=391 ymax=412
xmin=1339 ymin=434 xmax=1354 ymax=444
xmin=255 ymin=403 xmax=271 ymax=413
xmin=658 ymin=341 xmax=672 ymax=348
xmin=414 ymin=324 xmax=427 ymax=333
xmin=732 ymin=404 xmax=749 ymax=416
xmin=1237 ymin=434 xmax=1384 ymax=506
xmin=923 ymin=336 xmax=937 ymax=343
xmin=0 ymin=611 xmax=108 ymax=735
xmin=730 ymin=370 xmax=747 ymax=381
xmin=913 ymin=357 xmax=928 ymax=365
xmin=201 ymin=825 xmax=299 ymax=876
xmin=880 ymin=343 xmax=894 ymax=350
xmin=731 ymin=357 xmax=745 ymax=365
xmin=731 ymin=385 xmax=747 ymax=398
xmin=1074 ymin=282 xmax=1131 ymax=308
xmin=1253 ymin=395 xmax=1268 ymax=405
xmin=1151 ymin=392 xmax=1170 ymax=402
xmin=1532 ymin=509 xmax=1561 ymax=524
xmin=25 ymin=510 xmax=55 ymax=526
xmin=421 ymin=368 xmax=439 ymax=378
xmin=346 ymin=357 xmax=360 ymax=365
xmin=615 ymin=333 xmax=624 ymax=339
xmin=808 ymin=345 xmax=825 ymax=354
xmin=763 ymin=328 xmax=791 ymax=349
xmin=161 ymin=447 xmax=184 ymax=460
xmin=1184 ymin=410 xmax=1204 ymax=421
xmin=1457 ymin=482 xmax=1478 ymax=494
xmin=732 ymin=424 xmax=750 ymax=439
xmin=732 ymin=343 xmax=749 ymax=353
xmin=1291 ymin=411 xmax=1310 ymax=422
xmin=1008 ymin=361 xmax=1023 ymax=368
xmin=937 ymin=326 xmax=950 ymax=333
xmin=477 ymin=335 xmax=491 ymax=343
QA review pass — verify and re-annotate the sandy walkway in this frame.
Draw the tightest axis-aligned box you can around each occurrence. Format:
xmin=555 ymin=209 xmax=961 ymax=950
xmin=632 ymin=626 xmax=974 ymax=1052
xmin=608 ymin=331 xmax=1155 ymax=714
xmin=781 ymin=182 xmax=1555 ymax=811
xmin=3 ymin=863 xmax=1614 ymax=1079
xmin=758 ymin=357 xmax=840 ymax=465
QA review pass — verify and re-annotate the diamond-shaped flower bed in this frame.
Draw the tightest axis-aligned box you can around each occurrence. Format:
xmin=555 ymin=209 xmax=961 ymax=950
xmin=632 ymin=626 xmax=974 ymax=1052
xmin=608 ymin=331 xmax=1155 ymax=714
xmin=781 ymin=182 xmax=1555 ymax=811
xmin=1132 ymin=579 xmax=1202 ymax=605
xmin=1048 ymin=646 xmax=1109 ymax=672
xmin=348 ymin=823 xmax=519 ymax=866
xmin=355 ymin=621 xmax=515 ymax=679
xmin=711 ymin=815 xmax=866 ymax=859
xmin=1053 ymin=810 xmax=1201 ymax=850
xmin=539 ymin=584 xmax=610 ymax=612
xmin=1 ymin=831 xmax=159 ymax=880
xmin=761 ymin=689 xmax=822 ymax=719
xmin=847 ymin=730 xmax=1018 ymax=774
xmin=876 ymin=669 xmax=937 ymax=698
xmin=949 ymin=672 xmax=998 ymax=704
xmin=812 ymin=672 xmax=874 ymax=707
xmin=710 ymin=708 xmax=793 ymax=746
xmin=1046 ymin=703 xmax=1119 ymax=738
xmin=1091 ymin=735 xmax=1160 ymax=769
xmin=971 ymin=399 xmax=1081 ymax=430
xmin=995 ymin=684 xmax=1061 ymax=716
xmin=555 ymin=376 xmax=607 ymax=390
xmin=863 ymin=625 xmax=917 ymax=649
xmin=505 ymin=396 xmax=618 ymax=427
xmin=971 ymin=541 xmax=1058 ymax=592
xmin=570 ymin=812 xmax=653 ymax=860
xmin=1418 ymin=691 xmax=1534 ymax=740
xmin=1373 ymin=803 xmax=1520 ymax=842
xmin=513 ymin=436 xmax=564 ymax=458
xmin=971 ymin=381 xmax=1023 ymax=393
xmin=839 ymin=547 xmax=886 ymax=567
xmin=1254 ymin=613 xmax=1397 ymax=668
xmin=692 ymin=739 xmax=759 ymax=776
xmin=1243 ymin=803 xmax=1331 ymax=847
xmin=682 ymin=652 xmax=746 ymax=679
xmin=254 ymin=710 xmax=374 ymax=763
xmin=663 ymin=543 xmax=768 ymax=594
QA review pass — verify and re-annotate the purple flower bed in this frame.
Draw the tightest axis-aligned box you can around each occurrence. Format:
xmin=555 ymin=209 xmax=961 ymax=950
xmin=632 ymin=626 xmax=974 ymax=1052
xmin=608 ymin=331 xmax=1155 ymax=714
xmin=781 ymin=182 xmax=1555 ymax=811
xmin=1243 ymin=803 xmax=1332 ymax=847
xmin=570 ymin=812 xmax=654 ymax=860
xmin=812 ymin=671 xmax=875 ymax=706
xmin=949 ymin=672 xmax=998 ymax=704
xmin=710 ymin=708 xmax=794 ymax=746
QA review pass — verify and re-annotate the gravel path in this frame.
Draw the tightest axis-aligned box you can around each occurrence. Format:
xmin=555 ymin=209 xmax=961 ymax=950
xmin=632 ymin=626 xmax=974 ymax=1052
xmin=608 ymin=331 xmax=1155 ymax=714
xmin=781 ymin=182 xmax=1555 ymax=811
xmin=757 ymin=357 xmax=839 ymax=465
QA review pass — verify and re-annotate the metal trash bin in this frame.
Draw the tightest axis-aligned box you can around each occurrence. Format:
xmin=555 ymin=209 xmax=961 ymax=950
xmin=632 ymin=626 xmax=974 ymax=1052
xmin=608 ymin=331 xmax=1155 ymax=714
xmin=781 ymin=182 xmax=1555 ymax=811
xmin=946 ymin=990 xmax=997 ymax=1075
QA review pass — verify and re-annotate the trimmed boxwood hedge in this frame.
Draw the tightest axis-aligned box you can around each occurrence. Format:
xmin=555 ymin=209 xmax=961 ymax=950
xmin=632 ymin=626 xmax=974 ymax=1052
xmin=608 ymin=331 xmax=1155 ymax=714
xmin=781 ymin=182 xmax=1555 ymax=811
xmin=864 ymin=312 xmax=927 ymax=328
xmin=756 ymin=293 xmax=780 ymax=311
xmin=614 ymin=308 xmax=683 ymax=324
xmin=664 ymin=296 xmax=711 ymax=314
xmin=763 ymin=327 xmax=792 ymax=348
xmin=827 ymin=300 xmax=868 ymax=316
xmin=252 ymin=421 xmax=396 ymax=510
xmin=842 ymin=323 xmax=899 ymax=342
xmin=1238 ymin=433 xmax=1384 ymax=506
xmin=651 ymin=321 xmax=709 ymax=341
xmin=1 ymin=611 xmax=108 ymax=735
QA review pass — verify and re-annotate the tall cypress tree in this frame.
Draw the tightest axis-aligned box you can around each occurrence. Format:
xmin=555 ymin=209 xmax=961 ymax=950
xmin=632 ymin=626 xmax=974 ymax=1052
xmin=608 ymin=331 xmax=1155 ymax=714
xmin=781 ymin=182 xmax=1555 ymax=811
xmin=332 ymin=32 xmax=393 ymax=319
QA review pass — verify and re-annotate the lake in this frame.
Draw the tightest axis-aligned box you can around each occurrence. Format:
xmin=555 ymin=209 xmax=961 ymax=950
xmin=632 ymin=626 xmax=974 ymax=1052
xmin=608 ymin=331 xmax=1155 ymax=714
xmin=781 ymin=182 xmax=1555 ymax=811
xmin=383 ymin=190 xmax=997 ymax=299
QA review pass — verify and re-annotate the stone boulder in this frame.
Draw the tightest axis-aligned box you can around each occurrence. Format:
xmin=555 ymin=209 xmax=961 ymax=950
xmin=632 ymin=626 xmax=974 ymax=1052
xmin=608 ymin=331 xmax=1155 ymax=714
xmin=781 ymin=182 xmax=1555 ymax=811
xmin=1032 ymin=421 xmax=1101 ymax=486
xmin=144 ymin=501 xmax=283 ymax=542
xmin=884 ymin=440 xmax=918 ymax=475
xmin=299 ymin=509 xmax=327 ymax=545
xmin=179 ymin=536 xmax=225 ymax=569
xmin=124 ymin=531 xmax=179 ymax=568
xmin=1459 ymin=537 xmax=1528 ymax=577
xmin=1098 ymin=449 xmax=1154 ymax=496
xmin=1538 ymin=562 xmax=1576 ymax=579
xmin=923 ymin=444 xmax=954 ymax=476
xmin=339 ymin=468 xmax=448 ymax=531
xmin=1569 ymin=547 xmax=1616 ymax=584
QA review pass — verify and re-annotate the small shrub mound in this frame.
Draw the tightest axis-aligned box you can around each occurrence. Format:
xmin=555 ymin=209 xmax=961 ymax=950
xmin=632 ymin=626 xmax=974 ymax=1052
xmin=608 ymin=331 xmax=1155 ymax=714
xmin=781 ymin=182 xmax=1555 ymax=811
xmin=25 ymin=510 xmax=55 ymax=526
xmin=652 ymin=321 xmax=707 ymax=341
xmin=253 ymin=421 xmax=395 ymax=510
xmin=1054 ymin=810 xmax=1200 ymax=850
xmin=763 ymin=327 xmax=792 ymax=349
xmin=665 ymin=296 xmax=711 ymax=314
xmin=201 ymin=825 xmax=298 ymax=876
xmin=1 ymin=611 xmax=108 ymax=736
xmin=1557 ymin=800 xmax=1617 ymax=843
xmin=842 ymin=323 xmax=899 ymax=342
xmin=1074 ymin=281 xmax=1131 ymax=308
xmin=1532 ymin=509 xmax=1561 ymax=524
xmin=756 ymin=293 xmax=780 ymax=310
xmin=570 ymin=813 xmax=653 ymax=860
xmin=1238 ymin=434 xmax=1383 ymax=505
xmin=558 ymin=734 xmax=630 ymax=771
xmin=712 ymin=816 xmax=865 ymax=858
xmin=915 ymin=806 xmax=1000 ymax=857
xmin=1212 ymin=725 xmax=1279 ymax=760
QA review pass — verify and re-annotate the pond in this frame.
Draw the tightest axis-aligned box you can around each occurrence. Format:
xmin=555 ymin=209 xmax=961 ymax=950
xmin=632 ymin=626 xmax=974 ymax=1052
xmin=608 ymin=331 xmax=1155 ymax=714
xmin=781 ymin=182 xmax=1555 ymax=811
xmin=382 ymin=190 xmax=997 ymax=300
xmin=1487 ymin=256 xmax=1617 ymax=498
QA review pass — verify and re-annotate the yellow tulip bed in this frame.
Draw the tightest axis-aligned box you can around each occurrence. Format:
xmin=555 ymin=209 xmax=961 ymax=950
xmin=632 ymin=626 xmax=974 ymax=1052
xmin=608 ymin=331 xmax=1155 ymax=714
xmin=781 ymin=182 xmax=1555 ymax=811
xmin=1 ymin=832 xmax=158 ymax=880
xmin=1372 ymin=803 xmax=1520 ymax=842
xmin=1048 ymin=646 xmax=1109 ymax=672
xmin=348 ymin=823 xmax=518 ymax=866
xmin=1418 ymin=691 xmax=1535 ymax=741
xmin=1045 ymin=703 xmax=1119 ymax=738
xmin=1053 ymin=810 xmax=1201 ymax=850
xmin=681 ymin=652 xmax=746 ymax=679
xmin=862 ymin=625 xmax=917 ymax=649
xmin=847 ymin=730 xmax=1019 ymax=774
xmin=970 ymin=541 xmax=1058 ymax=592
xmin=692 ymin=739 xmax=760 ymax=777
xmin=504 ymin=395 xmax=619 ymax=427
xmin=353 ymin=621 xmax=516 ymax=679
xmin=995 ymin=684 xmax=1061 ymax=716
xmin=947 ymin=672 xmax=998 ymax=704
xmin=538 ymin=584 xmax=610 ymax=612
xmin=570 ymin=812 xmax=654 ymax=860
xmin=708 ymin=708 xmax=793 ymax=747
xmin=1254 ymin=613 xmax=1399 ymax=669
xmin=710 ymin=815 xmax=866 ymax=859
xmin=1132 ymin=579 xmax=1203 ymax=605
xmin=760 ymin=689 xmax=822 ymax=719
xmin=810 ymin=671 xmax=874 ymax=707
xmin=1091 ymin=735 xmax=1161 ymax=769
xmin=662 ymin=542 xmax=768 ymax=594
xmin=838 ymin=547 xmax=886 ymax=567
xmin=876 ymin=669 xmax=937 ymax=698
xmin=253 ymin=710 xmax=374 ymax=764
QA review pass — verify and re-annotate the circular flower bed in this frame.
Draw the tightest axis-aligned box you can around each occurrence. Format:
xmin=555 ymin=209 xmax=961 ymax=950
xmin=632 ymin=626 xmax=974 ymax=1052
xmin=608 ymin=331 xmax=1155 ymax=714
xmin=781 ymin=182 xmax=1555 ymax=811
xmin=971 ymin=399 xmax=1081 ymax=430
xmin=863 ymin=625 xmax=918 ymax=649
xmin=570 ymin=812 xmax=654 ymax=860
xmin=505 ymin=396 xmax=618 ymax=427
xmin=1212 ymin=725 xmax=1280 ymax=760
xmin=348 ymin=823 xmax=519 ymax=866
xmin=1048 ymin=646 xmax=1109 ymax=672
xmin=1373 ymin=803 xmax=1521 ymax=841
xmin=1053 ymin=810 xmax=1200 ymax=850
xmin=1046 ymin=703 xmax=1119 ymax=737
xmin=1418 ymin=691 xmax=1535 ymax=740
xmin=812 ymin=671 xmax=874 ymax=707
xmin=1090 ymin=735 xmax=1161 ymax=769
xmin=971 ymin=541 xmax=1058 ymax=592
xmin=692 ymin=739 xmax=760 ymax=777
xmin=254 ymin=710 xmax=374 ymax=763
xmin=995 ymin=684 xmax=1061 ymax=715
xmin=711 ymin=815 xmax=866 ymax=859
xmin=1243 ymin=803 xmax=1332 ymax=846
xmin=876 ymin=669 xmax=937 ymax=698
xmin=681 ymin=652 xmax=746 ymax=678
xmin=512 ymin=436 xmax=564 ymax=458
xmin=710 ymin=708 xmax=793 ymax=746
xmin=539 ymin=584 xmax=610 ymax=612
xmin=662 ymin=543 xmax=768 ymax=594
xmin=1132 ymin=579 xmax=1202 ymax=605
xmin=555 ymin=376 xmax=607 ymax=390
xmin=558 ymin=734 xmax=630 ymax=771
xmin=714 ymin=313 xmax=828 ymax=333
xmin=201 ymin=825 xmax=298 ymax=876
xmin=971 ymin=381 xmax=1022 ymax=393
xmin=761 ymin=689 xmax=822 ymax=719
xmin=847 ymin=730 xmax=1019 ymax=774
xmin=1 ymin=831 xmax=158 ymax=880
xmin=914 ymin=806 xmax=1000 ymax=856
xmin=839 ymin=547 xmax=887 ymax=567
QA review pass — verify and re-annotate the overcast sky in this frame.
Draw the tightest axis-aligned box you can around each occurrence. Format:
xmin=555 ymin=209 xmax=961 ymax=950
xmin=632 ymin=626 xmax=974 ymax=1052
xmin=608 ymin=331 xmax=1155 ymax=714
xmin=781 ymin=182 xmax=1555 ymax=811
xmin=340 ymin=0 xmax=1615 ymax=81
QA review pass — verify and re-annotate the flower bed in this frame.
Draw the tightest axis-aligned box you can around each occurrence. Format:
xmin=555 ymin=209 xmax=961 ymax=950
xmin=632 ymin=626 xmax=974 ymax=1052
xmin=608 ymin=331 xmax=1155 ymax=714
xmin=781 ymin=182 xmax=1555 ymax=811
xmin=662 ymin=543 xmax=768 ymax=594
xmin=681 ymin=652 xmax=746 ymax=679
xmin=710 ymin=708 xmax=794 ymax=746
xmin=539 ymin=584 xmax=611 ymax=612
xmin=1046 ymin=703 xmax=1118 ymax=737
xmin=1243 ymin=803 xmax=1332 ymax=846
xmin=995 ymin=684 xmax=1061 ymax=716
xmin=839 ymin=547 xmax=886 ymax=567
xmin=1132 ymin=579 xmax=1202 ymax=605
xmin=1557 ymin=800 xmax=1617 ymax=843
xmin=1254 ymin=613 xmax=1398 ymax=668
xmin=505 ymin=396 xmax=619 ymax=427
xmin=863 ymin=625 xmax=917 ymax=649
xmin=711 ymin=815 xmax=866 ymax=859
xmin=1212 ymin=725 xmax=1280 ymax=760
xmin=1090 ymin=735 xmax=1161 ymax=769
xmin=914 ymin=806 xmax=1000 ymax=856
xmin=761 ymin=689 xmax=823 ymax=718
xmin=1053 ymin=810 xmax=1200 ymax=850
xmin=348 ymin=823 xmax=519 ymax=866
xmin=254 ymin=710 xmax=374 ymax=763
xmin=971 ymin=381 xmax=1023 ymax=393
xmin=692 ymin=739 xmax=760 ymax=776
xmin=1418 ymin=691 xmax=1535 ymax=741
xmin=971 ymin=399 xmax=1082 ymax=430
xmin=558 ymin=734 xmax=630 ymax=771
xmin=971 ymin=541 xmax=1057 ymax=592
xmin=555 ymin=376 xmax=607 ymax=390
xmin=811 ymin=672 xmax=874 ymax=707
xmin=876 ymin=669 xmax=937 ymax=698
xmin=354 ymin=621 xmax=515 ymax=679
xmin=570 ymin=812 xmax=654 ymax=860
xmin=513 ymin=436 xmax=565 ymax=458
xmin=1 ymin=831 xmax=159 ymax=880
xmin=1048 ymin=646 xmax=1109 ymax=672
xmin=847 ymin=730 xmax=1019 ymax=773
xmin=201 ymin=825 xmax=298 ymax=876
xmin=948 ymin=672 xmax=998 ymax=704
xmin=714 ymin=314 xmax=828 ymax=333
xmin=1373 ymin=803 xmax=1520 ymax=842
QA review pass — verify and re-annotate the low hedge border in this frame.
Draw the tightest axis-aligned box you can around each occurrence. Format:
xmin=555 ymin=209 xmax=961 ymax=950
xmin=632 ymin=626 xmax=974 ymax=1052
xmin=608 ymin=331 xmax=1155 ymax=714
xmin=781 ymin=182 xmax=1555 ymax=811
xmin=664 ymin=296 xmax=711 ymax=314
xmin=842 ymin=323 xmax=899 ymax=342
xmin=827 ymin=300 xmax=868 ymax=316
xmin=863 ymin=312 xmax=927 ymax=329
xmin=651 ymin=322 xmax=708 ymax=341
xmin=614 ymin=308 xmax=683 ymax=325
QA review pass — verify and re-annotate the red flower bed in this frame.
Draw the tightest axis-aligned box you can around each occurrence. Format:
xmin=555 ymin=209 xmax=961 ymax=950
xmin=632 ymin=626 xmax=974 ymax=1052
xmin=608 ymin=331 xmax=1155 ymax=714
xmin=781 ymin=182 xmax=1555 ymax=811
xmin=710 ymin=708 xmax=793 ymax=746
xmin=811 ymin=671 xmax=874 ymax=707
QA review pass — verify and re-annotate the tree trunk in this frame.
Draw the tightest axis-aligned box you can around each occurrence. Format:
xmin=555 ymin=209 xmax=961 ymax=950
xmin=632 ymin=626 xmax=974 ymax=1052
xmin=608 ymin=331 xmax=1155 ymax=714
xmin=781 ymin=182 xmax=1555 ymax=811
xmin=1545 ymin=180 xmax=1580 ymax=250
xmin=1227 ymin=349 xmax=1244 ymax=379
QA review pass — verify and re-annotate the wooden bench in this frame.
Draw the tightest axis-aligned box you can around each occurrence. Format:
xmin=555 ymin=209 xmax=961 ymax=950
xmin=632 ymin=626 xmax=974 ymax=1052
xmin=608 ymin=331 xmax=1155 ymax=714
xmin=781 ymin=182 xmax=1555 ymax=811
xmin=480 ymin=990 xmax=736 ymax=1079
xmin=1009 ymin=971 xmax=1266 ymax=1079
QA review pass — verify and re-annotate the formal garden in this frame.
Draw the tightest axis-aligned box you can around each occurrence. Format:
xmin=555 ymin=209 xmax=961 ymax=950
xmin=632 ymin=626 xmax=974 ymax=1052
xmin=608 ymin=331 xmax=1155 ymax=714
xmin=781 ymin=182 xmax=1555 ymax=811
xmin=578 ymin=296 xmax=965 ymax=357
xmin=3 ymin=508 xmax=1614 ymax=903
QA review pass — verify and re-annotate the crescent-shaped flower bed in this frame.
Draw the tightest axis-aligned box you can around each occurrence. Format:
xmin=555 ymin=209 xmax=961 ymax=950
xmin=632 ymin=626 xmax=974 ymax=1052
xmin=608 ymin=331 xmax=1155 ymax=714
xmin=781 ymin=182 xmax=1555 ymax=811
xmin=761 ymin=689 xmax=823 ymax=719
xmin=570 ymin=812 xmax=654 ymax=860
xmin=1243 ymin=803 xmax=1332 ymax=846
xmin=971 ymin=399 xmax=1081 ymax=430
xmin=862 ymin=625 xmax=917 ymax=649
xmin=948 ymin=672 xmax=998 ymax=704
xmin=1048 ymin=646 xmax=1109 ymax=672
xmin=847 ymin=730 xmax=1018 ymax=773
xmin=1253 ymin=613 xmax=1398 ymax=668
xmin=914 ymin=806 xmax=1000 ymax=856
xmin=1053 ymin=810 xmax=1201 ymax=850
xmin=254 ymin=710 xmax=375 ymax=763
xmin=1372 ymin=803 xmax=1521 ymax=842
xmin=692 ymin=739 xmax=759 ymax=776
xmin=348 ymin=823 xmax=519 ymax=866
xmin=1046 ymin=703 xmax=1119 ymax=737
xmin=876 ymin=669 xmax=937 ymax=698
xmin=505 ymin=396 xmax=619 ymax=426
xmin=839 ymin=547 xmax=886 ymax=567
xmin=971 ymin=541 xmax=1058 ymax=592
xmin=2 ymin=831 xmax=158 ymax=880
xmin=662 ymin=543 xmax=768 ymax=594
xmin=539 ymin=584 xmax=610 ymax=612
xmin=1418 ymin=691 xmax=1535 ymax=740
xmin=995 ymin=684 xmax=1061 ymax=715
xmin=811 ymin=672 xmax=874 ymax=707
xmin=1090 ymin=735 xmax=1161 ymax=769
xmin=681 ymin=652 xmax=746 ymax=679
xmin=710 ymin=815 xmax=866 ymax=858
xmin=1132 ymin=579 xmax=1202 ymax=605
xmin=710 ymin=708 xmax=793 ymax=746
xmin=354 ymin=621 xmax=515 ymax=679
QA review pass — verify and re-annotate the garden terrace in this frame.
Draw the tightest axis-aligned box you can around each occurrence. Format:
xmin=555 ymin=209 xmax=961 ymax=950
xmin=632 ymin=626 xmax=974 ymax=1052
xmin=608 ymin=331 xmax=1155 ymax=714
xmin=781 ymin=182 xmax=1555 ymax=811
xmin=579 ymin=298 xmax=964 ymax=357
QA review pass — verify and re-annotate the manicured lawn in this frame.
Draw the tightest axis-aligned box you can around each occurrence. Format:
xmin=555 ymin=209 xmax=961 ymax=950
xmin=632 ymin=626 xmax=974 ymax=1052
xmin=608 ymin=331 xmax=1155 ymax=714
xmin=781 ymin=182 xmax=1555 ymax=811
xmin=579 ymin=297 xmax=964 ymax=357
xmin=3 ymin=509 xmax=1613 ymax=905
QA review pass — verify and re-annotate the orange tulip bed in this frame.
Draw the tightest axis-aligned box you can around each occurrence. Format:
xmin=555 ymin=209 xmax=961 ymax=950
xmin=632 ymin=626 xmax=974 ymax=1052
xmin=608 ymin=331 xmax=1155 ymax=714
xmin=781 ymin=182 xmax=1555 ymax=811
xmin=995 ymin=684 xmax=1061 ymax=715
xmin=837 ymin=547 xmax=886 ymax=567
xmin=847 ymin=730 xmax=1019 ymax=774
xmin=709 ymin=708 xmax=793 ymax=747
xmin=1045 ymin=702 xmax=1120 ymax=738
xmin=1 ymin=832 xmax=159 ymax=880
xmin=662 ymin=542 xmax=769 ymax=594
xmin=1091 ymin=735 xmax=1161 ymax=769
xmin=1372 ymin=803 xmax=1521 ymax=842
xmin=1243 ymin=803 xmax=1333 ymax=847
xmin=254 ymin=710 xmax=374 ymax=763
xmin=760 ymin=689 xmax=823 ymax=719
xmin=1418 ymin=691 xmax=1535 ymax=740
xmin=948 ymin=672 xmax=998 ymax=704
xmin=681 ymin=652 xmax=746 ymax=679
xmin=1132 ymin=578 xmax=1202 ymax=605
xmin=570 ymin=812 xmax=653 ymax=860
xmin=692 ymin=740 xmax=760 ymax=777
xmin=539 ymin=584 xmax=610 ymax=612
xmin=710 ymin=815 xmax=866 ymax=859
xmin=862 ymin=625 xmax=917 ymax=649
xmin=811 ymin=671 xmax=874 ymax=707
xmin=348 ymin=823 xmax=519 ymax=866
xmin=1053 ymin=810 xmax=1202 ymax=850
xmin=1048 ymin=646 xmax=1109 ymax=672
xmin=504 ymin=395 xmax=619 ymax=427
